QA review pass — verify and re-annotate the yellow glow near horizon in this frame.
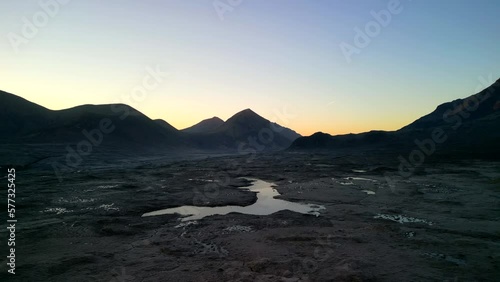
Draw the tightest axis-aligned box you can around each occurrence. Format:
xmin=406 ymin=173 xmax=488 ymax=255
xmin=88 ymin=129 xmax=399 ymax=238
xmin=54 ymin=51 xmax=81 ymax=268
xmin=1 ymin=81 xmax=427 ymax=137
xmin=2 ymin=1 xmax=498 ymax=137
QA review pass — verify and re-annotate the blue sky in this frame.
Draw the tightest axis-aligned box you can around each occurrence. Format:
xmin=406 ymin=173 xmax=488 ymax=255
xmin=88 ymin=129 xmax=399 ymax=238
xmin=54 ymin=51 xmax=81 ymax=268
xmin=1 ymin=0 xmax=499 ymax=135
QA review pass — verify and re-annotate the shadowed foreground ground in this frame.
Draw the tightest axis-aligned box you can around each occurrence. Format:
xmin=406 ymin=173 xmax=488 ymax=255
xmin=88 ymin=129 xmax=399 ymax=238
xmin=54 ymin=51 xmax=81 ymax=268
xmin=1 ymin=151 xmax=499 ymax=281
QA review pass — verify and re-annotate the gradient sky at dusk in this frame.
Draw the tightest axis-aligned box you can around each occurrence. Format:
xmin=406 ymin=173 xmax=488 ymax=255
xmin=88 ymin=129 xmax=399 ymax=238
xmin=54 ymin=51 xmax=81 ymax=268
xmin=1 ymin=0 xmax=499 ymax=136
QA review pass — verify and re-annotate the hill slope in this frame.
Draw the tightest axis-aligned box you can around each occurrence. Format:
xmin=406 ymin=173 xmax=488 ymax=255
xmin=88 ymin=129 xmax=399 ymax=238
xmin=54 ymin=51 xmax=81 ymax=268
xmin=181 ymin=117 xmax=224 ymax=134
xmin=186 ymin=109 xmax=301 ymax=151
xmin=0 ymin=91 xmax=302 ymax=152
xmin=0 ymin=90 xmax=186 ymax=149
xmin=401 ymin=78 xmax=500 ymax=131
xmin=289 ymin=78 xmax=500 ymax=157
xmin=0 ymin=90 xmax=54 ymax=137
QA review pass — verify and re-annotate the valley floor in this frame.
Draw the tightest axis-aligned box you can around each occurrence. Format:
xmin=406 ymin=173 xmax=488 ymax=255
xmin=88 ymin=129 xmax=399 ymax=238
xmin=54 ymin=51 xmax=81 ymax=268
xmin=1 ymin=151 xmax=499 ymax=281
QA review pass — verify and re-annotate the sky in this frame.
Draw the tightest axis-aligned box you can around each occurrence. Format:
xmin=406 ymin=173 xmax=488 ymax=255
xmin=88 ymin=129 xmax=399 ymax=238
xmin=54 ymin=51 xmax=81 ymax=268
xmin=1 ymin=0 xmax=499 ymax=136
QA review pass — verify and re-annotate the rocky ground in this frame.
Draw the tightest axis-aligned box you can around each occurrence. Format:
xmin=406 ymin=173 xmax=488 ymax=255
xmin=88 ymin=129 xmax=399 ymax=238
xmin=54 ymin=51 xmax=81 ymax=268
xmin=1 ymin=150 xmax=499 ymax=281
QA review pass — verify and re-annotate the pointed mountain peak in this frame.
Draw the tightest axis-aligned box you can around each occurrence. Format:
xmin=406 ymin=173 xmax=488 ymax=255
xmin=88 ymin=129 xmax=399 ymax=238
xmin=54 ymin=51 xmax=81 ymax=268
xmin=236 ymin=108 xmax=258 ymax=116
xmin=225 ymin=109 xmax=270 ymax=126
xmin=229 ymin=108 xmax=264 ymax=121
xmin=208 ymin=116 xmax=224 ymax=122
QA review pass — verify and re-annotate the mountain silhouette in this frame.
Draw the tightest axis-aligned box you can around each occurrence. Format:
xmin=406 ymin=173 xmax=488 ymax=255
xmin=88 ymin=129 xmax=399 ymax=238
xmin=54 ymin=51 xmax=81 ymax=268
xmin=401 ymin=79 xmax=499 ymax=131
xmin=0 ymin=90 xmax=186 ymax=149
xmin=0 ymin=90 xmax=53 ymax=137
xmin=181 ymin=117 xmax=224 ymax=134
xmin=1 ymin=91 xmax=301 ymax=152
xmin=290 ymin=130 xmax=397 ymax=151
xmin=154 ymin=119 xmax=178 ymax=133
xmin=216 ymin=109 xmax=300 ymax=141
xmin=185 ymin=109 xmax=301 ymax=150
xmin=215 ymin=109 xmax=277 ymax=137
xmin=289 ymin=78 xmax=500 ymax=158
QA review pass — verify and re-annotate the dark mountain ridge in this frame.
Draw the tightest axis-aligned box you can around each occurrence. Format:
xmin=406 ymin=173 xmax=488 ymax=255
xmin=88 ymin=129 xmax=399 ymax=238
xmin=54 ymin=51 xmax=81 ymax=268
xmin=0 ymin=90 xmax=185 ymax=149
xmin=401 ymin=78 xmax=500 ymax=131
xmin=0 ymin=90 xmax=301 ymax=152
xmin=289 ymin=78 xmax=500 ymax=158
xmin=186 ymin=109 xmax=301 ymax=150
xmin=181 ymin=117 xmax=224 ymax=134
